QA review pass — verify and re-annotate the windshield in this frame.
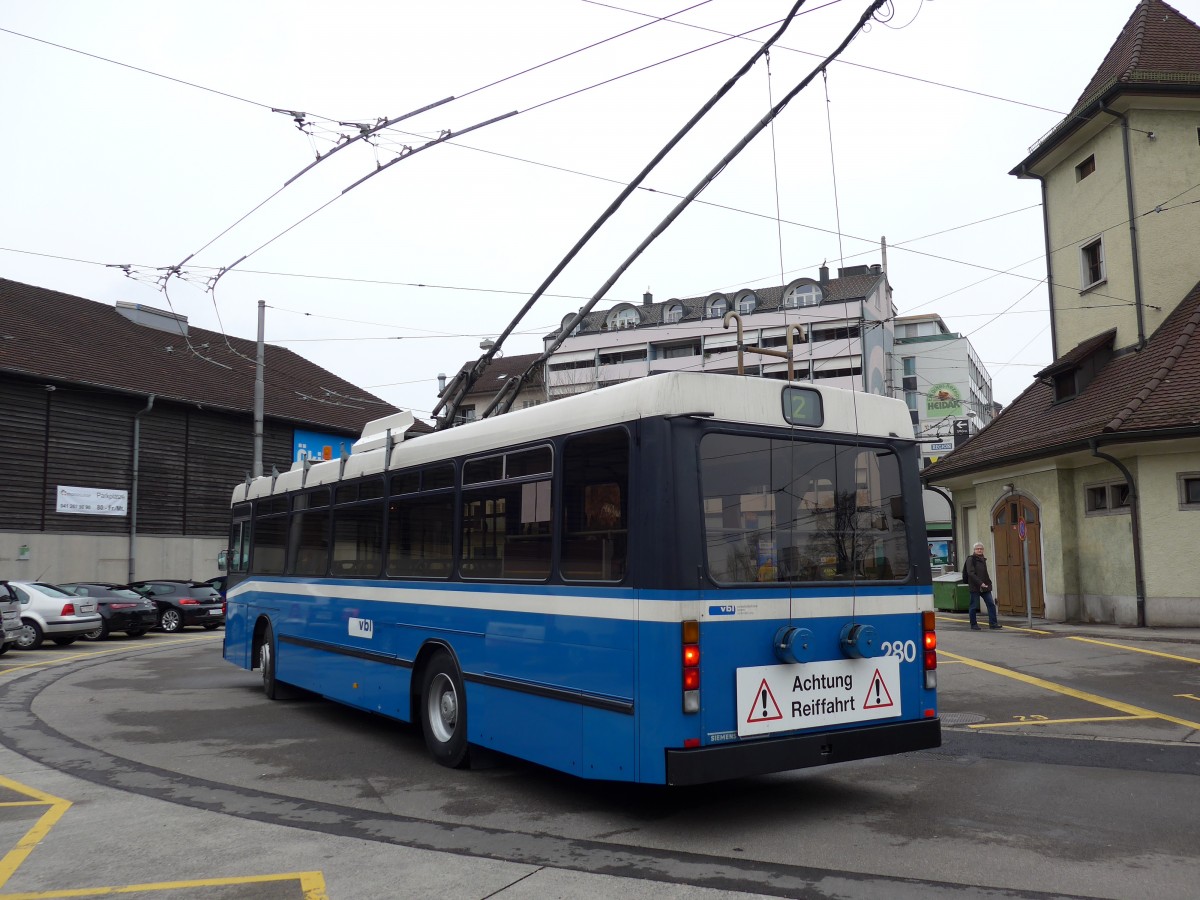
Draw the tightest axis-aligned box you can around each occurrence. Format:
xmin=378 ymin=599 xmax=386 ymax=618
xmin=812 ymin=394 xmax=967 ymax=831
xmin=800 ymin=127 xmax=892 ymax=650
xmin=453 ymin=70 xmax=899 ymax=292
xmin=700 ymin=433 xmax=910 ymax=585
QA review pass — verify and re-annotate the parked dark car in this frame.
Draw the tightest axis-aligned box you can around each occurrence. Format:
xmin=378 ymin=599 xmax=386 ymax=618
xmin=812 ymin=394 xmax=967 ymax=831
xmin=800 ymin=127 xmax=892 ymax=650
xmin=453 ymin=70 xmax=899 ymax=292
xmin=203 ymin=575 xmax=227 ymax=602
xmin=128 ymin=580 xmax=225 ymax=633
xmin=62 ymin=583 xmax=159 ymax=640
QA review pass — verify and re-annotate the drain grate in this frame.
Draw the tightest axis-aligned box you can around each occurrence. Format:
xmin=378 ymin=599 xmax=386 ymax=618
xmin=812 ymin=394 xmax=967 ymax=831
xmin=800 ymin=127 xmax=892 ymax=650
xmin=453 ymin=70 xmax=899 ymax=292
xmin=939 ymin=712 xmax=987 ymax=726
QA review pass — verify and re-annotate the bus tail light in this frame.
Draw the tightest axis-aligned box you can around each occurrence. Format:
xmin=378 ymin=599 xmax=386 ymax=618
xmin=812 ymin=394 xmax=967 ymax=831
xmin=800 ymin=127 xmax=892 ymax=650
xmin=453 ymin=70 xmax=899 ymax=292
xmin=922 ymin=610 xmax=937 ymax=690
xmin=683 ymin=619 xmax=700 ymax=713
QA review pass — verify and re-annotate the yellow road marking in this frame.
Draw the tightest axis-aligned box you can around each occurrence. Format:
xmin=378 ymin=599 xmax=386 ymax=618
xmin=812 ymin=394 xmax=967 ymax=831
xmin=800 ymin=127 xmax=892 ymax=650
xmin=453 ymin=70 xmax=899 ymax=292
xmin=1068 ymin=636 xmax=1200 ymax=664
xmin=997 ymin=624 xmax=1053 ymax=635
xmin=0 ymin=870 xmax=328 ymax=899
xmin=0 ymin=636 xmax=219 ymax=675
xmin=0 ymin=774 xmax=325 ymax=899
xmin=933 ymin=616 xmax=1051 ymax=634
xmin=969 ymin=714 xmax=1154 ymax=729
xmin=940 ymin=650 xmax=1200 ymax=731
xmin=0 ymin=778 xmax=71 ymax=892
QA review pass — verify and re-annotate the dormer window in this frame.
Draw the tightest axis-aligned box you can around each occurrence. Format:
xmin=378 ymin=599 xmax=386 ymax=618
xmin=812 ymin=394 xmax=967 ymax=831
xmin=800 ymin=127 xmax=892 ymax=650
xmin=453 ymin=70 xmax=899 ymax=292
xmin=707 ymin=295 xmax=727 ymax=319
xmin=665 ymin=302 xmax=683 ymax=324
xmin=736 ymin=292 xmax=757 ymax=314
xmin=606 ymin=307 xmax=640 ymax=330
xmin=783 ymin=283 xmax=822 ymax=308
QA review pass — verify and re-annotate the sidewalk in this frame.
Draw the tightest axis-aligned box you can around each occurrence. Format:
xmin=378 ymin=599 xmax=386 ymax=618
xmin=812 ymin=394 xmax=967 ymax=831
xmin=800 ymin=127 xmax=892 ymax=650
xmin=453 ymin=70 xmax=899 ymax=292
xmin=939 ymin=611 xmax=1200 ymax=644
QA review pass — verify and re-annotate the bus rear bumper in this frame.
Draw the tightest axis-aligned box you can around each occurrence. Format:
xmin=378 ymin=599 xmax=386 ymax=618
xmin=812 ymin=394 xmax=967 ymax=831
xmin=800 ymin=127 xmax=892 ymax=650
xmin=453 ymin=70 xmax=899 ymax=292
xmin=665 ymin=717 xmax=941 ymax=786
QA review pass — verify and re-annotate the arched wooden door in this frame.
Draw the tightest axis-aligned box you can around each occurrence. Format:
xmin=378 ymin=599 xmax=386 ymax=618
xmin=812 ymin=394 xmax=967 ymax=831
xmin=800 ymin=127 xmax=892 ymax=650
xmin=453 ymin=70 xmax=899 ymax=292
xmin=991 ymin=494 xmax=1045 ymax=617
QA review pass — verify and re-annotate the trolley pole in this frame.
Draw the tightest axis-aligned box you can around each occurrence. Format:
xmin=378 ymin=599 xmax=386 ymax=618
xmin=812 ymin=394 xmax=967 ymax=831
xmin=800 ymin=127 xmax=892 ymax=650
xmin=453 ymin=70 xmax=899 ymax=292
xmin=253 ymin=299 xmax=265 ymax=477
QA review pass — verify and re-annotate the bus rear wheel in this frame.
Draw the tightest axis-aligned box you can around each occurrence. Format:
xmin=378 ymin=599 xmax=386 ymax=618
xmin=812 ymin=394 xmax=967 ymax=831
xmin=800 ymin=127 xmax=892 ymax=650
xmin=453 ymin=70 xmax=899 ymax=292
xmin=421 ymin=651 xmax=469 ymax=769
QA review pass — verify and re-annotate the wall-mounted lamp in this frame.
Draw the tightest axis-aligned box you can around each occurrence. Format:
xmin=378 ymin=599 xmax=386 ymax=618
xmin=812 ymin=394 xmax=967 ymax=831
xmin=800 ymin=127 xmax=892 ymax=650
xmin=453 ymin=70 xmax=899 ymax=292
xmin=1003 ymin=483 xmax=1015 ymax=494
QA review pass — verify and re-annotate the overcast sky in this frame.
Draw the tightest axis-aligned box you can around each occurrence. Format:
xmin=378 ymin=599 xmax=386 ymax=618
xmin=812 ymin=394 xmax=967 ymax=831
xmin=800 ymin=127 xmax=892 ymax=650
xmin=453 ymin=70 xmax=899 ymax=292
xmin=0 ymin=1 xmax=1169 ymax=422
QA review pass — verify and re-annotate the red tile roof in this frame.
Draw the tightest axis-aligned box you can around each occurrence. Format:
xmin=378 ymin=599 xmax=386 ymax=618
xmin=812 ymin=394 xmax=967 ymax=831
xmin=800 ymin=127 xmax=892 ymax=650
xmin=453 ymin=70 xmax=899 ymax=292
xmin=924 ymin=282 xmax=1200 ymax=481
xmin=0 ymin=278 xmax=398 ymax=433
xmin=1072 ymin=0 xmax=1200 ymax=114
xmin=1015 ymin=1 xmax=1200 ymax=173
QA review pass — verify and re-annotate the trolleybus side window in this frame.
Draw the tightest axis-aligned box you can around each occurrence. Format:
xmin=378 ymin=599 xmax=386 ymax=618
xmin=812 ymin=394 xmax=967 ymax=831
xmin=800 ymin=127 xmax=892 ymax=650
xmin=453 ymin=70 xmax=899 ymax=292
xmin=561 ymin=428 xmax=629 ymax=582
xmin=289 ymin=488 xmax=331 ymax=577
xmin=229 ymin=503 xmax=252 ymax=573
xmin=387 ymin=464 xmax=455 ymax=578
xmin=333 ymin=480 xmax=384 ymax=577
xmin=700 ymin=434 xmax=908 ymax=584
xmin=251 ymin=496 xmax=289 ymax=575
xmin=460 ymin=446 xmax=553 ymax=580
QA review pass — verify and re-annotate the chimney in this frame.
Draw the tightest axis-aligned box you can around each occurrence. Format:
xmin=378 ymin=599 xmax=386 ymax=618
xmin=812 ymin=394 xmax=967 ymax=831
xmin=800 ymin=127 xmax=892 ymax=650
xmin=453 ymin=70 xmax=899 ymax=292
xmin=870 ymin=264 xmax=881 ymax=275
xmin=818 ymin=264 xmax=829 ymax=283
xmin=643 ymin=289 xmax=653 ymax=306
xmin=437 ymin=372 xmax=446 ymax=395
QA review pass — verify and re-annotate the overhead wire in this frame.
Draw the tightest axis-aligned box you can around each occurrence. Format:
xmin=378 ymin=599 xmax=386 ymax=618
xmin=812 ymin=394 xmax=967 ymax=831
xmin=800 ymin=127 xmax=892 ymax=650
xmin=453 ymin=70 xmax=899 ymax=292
xmin=435 ymin=0 xmax=824 ymax=425
xmin=482 ymin=0 xmax=892 ymax=422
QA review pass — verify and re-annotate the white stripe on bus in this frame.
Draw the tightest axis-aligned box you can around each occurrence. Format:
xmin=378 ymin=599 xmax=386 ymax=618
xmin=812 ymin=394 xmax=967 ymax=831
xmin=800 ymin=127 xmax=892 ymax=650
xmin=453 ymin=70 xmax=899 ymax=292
xmin=230 ymin=581 xmax=930 ymax=622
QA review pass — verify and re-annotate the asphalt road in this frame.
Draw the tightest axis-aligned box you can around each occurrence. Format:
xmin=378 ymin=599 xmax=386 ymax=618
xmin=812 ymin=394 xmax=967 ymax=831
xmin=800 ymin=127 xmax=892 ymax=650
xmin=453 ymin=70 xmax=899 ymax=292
xmin=0 ymin=618 xmax=1197 ymax=899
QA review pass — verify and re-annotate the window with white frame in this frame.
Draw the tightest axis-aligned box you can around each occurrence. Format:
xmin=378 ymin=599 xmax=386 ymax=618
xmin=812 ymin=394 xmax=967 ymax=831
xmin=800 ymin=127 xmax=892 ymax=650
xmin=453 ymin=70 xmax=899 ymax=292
xmin=1084 ymin=479 xmax=1130 ymax=515
xmin=1179 ymin=472 xmax=1200 ymax=509
xmin=1080 ymin=237 xmax=1105 ymax=290
xmin=665 ymin=303 xmax=683 ymax=324
xmin=783 ymin=283 xmax=822 ymax=308
xmin=608 ymin=308 xmax=640 ymax=330
xmin=707 ymin=296 xmax=727 ymax=319
xmin=737 ymin=294 xmax=757 ymax=314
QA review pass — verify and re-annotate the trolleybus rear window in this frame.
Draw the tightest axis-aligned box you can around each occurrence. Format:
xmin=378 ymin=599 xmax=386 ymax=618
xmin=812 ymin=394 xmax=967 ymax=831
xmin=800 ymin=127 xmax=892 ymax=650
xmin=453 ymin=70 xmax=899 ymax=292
xmin=700 ymin=433 xmax=909 ymax=584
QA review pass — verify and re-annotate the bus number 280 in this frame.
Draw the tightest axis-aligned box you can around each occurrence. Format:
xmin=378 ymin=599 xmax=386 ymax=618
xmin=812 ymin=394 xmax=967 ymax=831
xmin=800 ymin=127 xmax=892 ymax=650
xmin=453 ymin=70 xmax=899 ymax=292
xmin=882 ymin=640 xmax=917 ymax=663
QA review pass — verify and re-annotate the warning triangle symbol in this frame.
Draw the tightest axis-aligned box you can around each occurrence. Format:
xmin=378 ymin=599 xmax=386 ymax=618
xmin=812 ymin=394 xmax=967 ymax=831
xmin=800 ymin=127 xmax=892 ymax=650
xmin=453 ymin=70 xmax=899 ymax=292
xmin=746 ymin=678 xmax=784 ymax=723
xmin=862 ymin=669 xmax=895 ymax=710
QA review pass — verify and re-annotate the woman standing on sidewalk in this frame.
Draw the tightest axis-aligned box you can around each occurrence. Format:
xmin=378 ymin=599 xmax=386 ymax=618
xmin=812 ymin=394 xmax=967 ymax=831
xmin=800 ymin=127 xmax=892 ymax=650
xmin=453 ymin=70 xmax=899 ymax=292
xmin=963 ymin=542 xmax=1001 ymax=631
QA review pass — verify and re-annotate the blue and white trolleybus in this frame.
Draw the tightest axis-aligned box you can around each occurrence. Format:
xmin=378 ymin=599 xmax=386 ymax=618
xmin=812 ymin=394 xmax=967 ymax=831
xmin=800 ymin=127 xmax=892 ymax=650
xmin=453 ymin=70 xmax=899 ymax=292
xmin=222 ymin=372 xmax=939 ymax=784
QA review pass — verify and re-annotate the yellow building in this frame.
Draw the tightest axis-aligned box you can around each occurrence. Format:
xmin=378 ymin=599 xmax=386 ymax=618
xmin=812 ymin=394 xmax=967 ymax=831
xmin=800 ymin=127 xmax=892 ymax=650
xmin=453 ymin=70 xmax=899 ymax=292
xmin=926 ymin=0 xmax=1200 ymax=626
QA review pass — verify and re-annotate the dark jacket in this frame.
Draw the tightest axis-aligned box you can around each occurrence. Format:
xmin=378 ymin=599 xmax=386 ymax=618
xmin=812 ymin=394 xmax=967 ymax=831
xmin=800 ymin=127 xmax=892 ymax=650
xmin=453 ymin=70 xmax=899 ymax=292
xmin=963 ymin=554 xmax=992 ymax=593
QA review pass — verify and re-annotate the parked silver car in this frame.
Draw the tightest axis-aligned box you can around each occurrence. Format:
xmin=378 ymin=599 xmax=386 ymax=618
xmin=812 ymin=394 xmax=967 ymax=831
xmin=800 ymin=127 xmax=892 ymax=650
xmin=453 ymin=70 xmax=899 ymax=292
xmin=2 ymin=581 xmax=102 ymax=650
xmin=0 ymin=582 xmax=21 ymax=655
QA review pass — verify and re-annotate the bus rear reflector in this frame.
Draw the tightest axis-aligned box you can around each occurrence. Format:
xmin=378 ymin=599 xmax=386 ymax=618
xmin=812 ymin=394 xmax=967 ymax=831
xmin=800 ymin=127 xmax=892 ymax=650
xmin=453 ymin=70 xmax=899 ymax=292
xmin=684 ymin=738 xmax=700 ymax=748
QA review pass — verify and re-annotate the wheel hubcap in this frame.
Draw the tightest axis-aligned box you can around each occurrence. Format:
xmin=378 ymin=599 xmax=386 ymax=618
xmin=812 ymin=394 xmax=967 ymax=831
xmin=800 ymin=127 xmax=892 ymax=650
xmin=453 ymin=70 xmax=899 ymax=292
xmin=427 ymin=674 xmax=458 ymax=743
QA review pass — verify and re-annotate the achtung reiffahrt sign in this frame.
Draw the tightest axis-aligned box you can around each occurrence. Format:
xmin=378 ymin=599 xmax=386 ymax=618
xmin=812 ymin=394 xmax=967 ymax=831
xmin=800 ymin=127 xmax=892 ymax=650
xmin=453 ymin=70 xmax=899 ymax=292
xmin=735 ymin=656 xmax=901 ymax=737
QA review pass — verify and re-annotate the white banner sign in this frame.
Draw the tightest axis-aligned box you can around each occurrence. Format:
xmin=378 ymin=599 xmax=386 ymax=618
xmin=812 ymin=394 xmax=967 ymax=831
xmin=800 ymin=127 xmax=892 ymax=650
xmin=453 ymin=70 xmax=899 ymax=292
xmin=56 ymin=485 xmax=128 ymax=516
xmin=736 ymin=656 xmax=901 ymax=737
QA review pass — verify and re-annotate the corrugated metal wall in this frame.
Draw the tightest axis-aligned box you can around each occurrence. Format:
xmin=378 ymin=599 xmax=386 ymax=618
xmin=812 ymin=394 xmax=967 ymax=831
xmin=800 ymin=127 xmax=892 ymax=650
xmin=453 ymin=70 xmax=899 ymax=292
xmin=1 ymin=376 xmax=330 ymax=537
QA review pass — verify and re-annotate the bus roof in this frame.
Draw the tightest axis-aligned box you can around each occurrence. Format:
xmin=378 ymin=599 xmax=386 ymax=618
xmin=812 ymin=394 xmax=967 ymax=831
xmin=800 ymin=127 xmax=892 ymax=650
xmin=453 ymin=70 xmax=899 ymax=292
xmin=233 ymin=372 xmax=914 ymax=503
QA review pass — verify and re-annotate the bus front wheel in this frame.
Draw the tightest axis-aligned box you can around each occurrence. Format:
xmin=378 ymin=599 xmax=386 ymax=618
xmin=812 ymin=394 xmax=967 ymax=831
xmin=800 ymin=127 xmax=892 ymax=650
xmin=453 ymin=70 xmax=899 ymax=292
xmin=259 ymin=621 xmax=282 ymax=700
xmin=421 ymin=651 xmax=469 ymax=769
